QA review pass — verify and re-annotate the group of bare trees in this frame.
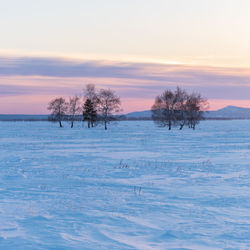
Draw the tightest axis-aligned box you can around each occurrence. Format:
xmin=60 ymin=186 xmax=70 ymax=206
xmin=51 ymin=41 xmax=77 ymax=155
xmin=48 ymin=84 xmax=122 ymax=130
xmin=151 ymin=87 xmax=208 ymax=130
xmin=48 ymin=85 xmax=207 ymax=131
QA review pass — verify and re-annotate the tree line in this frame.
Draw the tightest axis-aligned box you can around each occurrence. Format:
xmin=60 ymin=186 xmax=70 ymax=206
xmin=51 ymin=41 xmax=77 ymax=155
xmin=48 ymin=85 xmax=207 ymax=130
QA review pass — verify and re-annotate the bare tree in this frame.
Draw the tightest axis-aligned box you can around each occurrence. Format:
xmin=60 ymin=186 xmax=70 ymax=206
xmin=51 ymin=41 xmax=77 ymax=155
xmin=151 ymin=89 xmax=177 ymax=130
xmin=84 ymin=84 xmax=97 ymax=101
xmin=186 ymin=93 xmax=208 ymax=129
xmin=97 ymin=89 xmax=122 ymax=130
xmin=68 ymin=95 xmax=81 ymax=128
xmin=152 ymin=87 xmax=208 ymax=130
xmin=174 ymin=87 xmax=188 ymax=130
xmin=47 ymin=97 xmax=68 ymax=127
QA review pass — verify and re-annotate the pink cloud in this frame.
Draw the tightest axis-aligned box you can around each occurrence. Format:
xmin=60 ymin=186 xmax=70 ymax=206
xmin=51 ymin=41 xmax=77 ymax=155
xmin=1 ymin=55 xmax=250 ymax=113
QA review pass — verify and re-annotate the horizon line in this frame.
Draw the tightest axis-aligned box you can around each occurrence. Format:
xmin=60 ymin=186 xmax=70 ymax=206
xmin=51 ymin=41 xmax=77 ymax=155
xmin=0 ymin=104 xmax=248 ymax=116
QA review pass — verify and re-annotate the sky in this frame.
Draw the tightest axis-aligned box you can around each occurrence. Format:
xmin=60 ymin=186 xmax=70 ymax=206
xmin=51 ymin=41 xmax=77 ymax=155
xmin=1 ymin=0 xmax=250 ymax=114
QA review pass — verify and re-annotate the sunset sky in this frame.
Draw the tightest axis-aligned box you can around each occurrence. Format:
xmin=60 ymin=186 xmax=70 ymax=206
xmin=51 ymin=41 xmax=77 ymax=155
xmin=1 ymin=0 xmax=250 ymax=114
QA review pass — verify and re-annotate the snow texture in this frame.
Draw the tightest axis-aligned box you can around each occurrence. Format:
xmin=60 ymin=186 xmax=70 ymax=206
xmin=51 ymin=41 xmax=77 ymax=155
xmin=0 ymin=120 xmax=250 ymax=249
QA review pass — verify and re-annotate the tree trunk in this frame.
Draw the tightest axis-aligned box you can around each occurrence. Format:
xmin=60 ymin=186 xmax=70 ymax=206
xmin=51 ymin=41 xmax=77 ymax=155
xmin=59 ymin=120 xmax=63 ymax=128
xmin=179 ymin=123 xmax=184 ymax=130
xmin=168 ymin=121 xmax=171 ymax=130
xmin=104 ymin=121 xmax=107 ymax=130
xmin=71 ymin=121 xmax=74 ymax=128
xmin=88 ymin=120 xmax=90 ymax=128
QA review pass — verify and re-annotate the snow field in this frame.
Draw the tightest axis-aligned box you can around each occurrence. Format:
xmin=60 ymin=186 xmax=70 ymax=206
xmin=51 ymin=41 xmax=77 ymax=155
xmin=0 ymin=120 xmax=250 ymax=249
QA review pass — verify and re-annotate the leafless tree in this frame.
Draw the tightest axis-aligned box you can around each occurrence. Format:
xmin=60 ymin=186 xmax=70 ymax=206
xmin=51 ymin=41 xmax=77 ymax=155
xmin=47 ymin=97 xmax=68 ymax=127
xmin=84 ymin=84 xmax=97 ymax=100
xmin=68 ymin=95 xmax=81 ymax=128
xmin=151 ymin=89 xmax=177 ymax=130
xmin=174 ymin=87 xmax=188 ymax=130
xmin=97 ymin=88 xmax=122 ymax=130
xmin=152 ymin=87 xmax=208 ymax=130
xmin=186 ymin=92 xmax=208 ymax=129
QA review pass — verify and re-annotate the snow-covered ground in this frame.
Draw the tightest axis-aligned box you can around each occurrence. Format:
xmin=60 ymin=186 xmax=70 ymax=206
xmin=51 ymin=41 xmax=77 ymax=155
xmin=0 ymin=120 xmax=250 ymax=249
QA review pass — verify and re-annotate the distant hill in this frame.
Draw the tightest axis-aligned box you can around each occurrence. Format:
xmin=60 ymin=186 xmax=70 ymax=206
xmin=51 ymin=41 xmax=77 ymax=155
xmin=124 ymin=106 xmax=250 ymax=119
xmin=125 ymin=110 xmax=152 ymax=119
xmin=205 ymin=106 xmax=250 ymax=119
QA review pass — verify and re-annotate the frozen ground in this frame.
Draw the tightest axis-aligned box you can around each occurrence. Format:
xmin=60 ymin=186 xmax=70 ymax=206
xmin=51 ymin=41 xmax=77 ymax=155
xmin=0 ymin=120 xmax=250 ymax=249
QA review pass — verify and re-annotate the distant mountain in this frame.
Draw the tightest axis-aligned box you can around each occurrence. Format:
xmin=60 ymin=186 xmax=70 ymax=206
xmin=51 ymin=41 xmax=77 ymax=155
xmin=205 ymin=105 xmax=250 ymax=119
xmin=124 ymin=106 xmax=250 ymax=119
